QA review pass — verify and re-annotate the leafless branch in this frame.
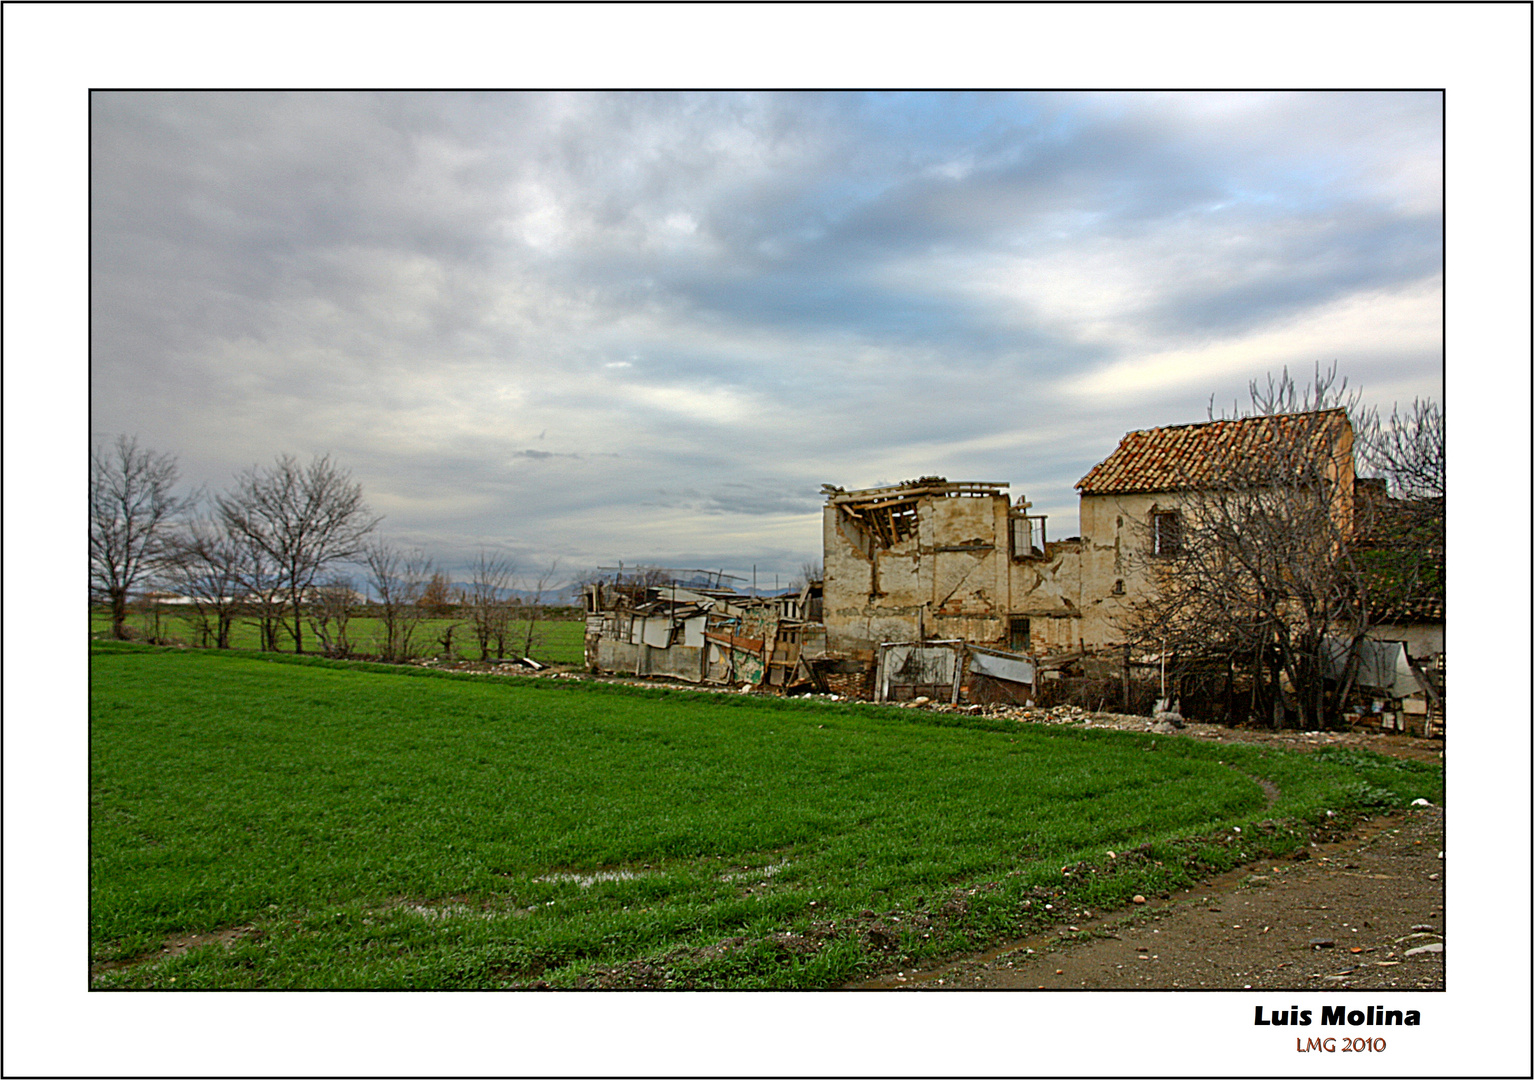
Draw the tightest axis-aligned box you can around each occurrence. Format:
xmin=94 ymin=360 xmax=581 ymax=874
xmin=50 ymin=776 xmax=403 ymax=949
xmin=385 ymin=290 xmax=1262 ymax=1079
xmin=217 ymin=454 xmax=379 ymax=654
xmin=90 ymin=435 xmax=192 ymax=638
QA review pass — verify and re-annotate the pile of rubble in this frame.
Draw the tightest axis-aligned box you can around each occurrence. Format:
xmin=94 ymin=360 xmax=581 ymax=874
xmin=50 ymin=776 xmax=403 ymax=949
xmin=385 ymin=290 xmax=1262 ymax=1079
xmin=922 ymin=701 xmax=1094 ymax=726
xmin=802 ymin=696 xmax=1101 ymax=727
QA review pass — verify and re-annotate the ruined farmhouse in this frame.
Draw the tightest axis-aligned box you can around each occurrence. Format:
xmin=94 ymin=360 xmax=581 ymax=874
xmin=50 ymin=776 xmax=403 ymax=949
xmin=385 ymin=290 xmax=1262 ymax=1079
xmin=822 ymin=409 xmax=1357 ymax=660
xmin=585 ymin=408 xmax=1441 ymax=728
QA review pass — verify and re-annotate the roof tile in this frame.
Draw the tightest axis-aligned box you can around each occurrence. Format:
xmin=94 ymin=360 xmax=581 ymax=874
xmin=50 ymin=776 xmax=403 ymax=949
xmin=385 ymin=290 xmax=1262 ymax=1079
xmin=1077 ymin=410 xmax=1351 ymax=494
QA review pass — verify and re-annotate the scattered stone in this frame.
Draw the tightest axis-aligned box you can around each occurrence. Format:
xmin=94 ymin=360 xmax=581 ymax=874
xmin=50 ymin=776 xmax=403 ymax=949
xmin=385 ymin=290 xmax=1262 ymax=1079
xmin=1132 ymin=895 xmax=1147 ymax=904
xmin=1411 ymin=798 xmax=1432 ymax=806
xmin=1309 ymin=938 xmax=1336 ymax=949
xmin=1404 ymin=942 xmax=1443 ymax=957
xmin=1411 ymin=924 xmax=1434 ymax=932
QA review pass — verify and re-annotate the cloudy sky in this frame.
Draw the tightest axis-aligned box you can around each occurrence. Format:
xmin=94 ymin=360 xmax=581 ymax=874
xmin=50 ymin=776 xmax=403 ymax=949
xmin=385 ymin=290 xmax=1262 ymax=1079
xmin=90 ymin=90 xmax=1444 ymax=588
xmin=9 ymin=5 xmax=1528 ymax=1072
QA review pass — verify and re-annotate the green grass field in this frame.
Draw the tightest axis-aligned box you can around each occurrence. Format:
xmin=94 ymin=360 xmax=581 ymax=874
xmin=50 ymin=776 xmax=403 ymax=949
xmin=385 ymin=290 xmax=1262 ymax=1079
xmin=90 ymin=642 xmax=1442 ymax=989
xmin=89 ymin=610 xmax=587 ymax=665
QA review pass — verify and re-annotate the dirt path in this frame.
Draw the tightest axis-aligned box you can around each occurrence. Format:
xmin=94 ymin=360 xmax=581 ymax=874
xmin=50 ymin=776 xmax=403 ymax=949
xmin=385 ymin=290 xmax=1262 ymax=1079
xmin=855 ymin=804 xmax=1444 ymax=990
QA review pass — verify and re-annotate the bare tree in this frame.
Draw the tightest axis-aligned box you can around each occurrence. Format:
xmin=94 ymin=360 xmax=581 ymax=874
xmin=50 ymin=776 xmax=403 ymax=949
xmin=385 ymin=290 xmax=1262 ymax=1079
xmin=1354 ymin=398 xmax=1445 ymax=620
xmin=518 ymin=559 xmax=561 ymax=660
xmin=90 ymin=435 xmax=192 ymax=638
xmin=307 ymin=576 xmax=359 ymax=658
xmin=1359 ymin=398 xmax=1443 ymax=500
xmin=1120 ymin=367 xmax=1374 ymax=730
xmin=464 ymin=549 xmax=516 ymax=660
xmin=363 ymin=542 xmax=433 ymax=662
xmin=162 ymin=518 xmax=246 ymax=648
xmin=236 ymin=534 xmax=289 ymax=652
xmin=217 ymin=454 xmax=378 ymax=654
xmin=1241 ymin=361 xmax=1367 ymax=421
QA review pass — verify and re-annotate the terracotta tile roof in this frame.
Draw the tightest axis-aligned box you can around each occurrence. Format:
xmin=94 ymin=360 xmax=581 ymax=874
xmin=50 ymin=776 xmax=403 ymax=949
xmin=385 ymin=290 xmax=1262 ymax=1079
xmin=1373 ymin=595 xmax=1445 ymax=623
xmin=1077 ymin=410 xmax=1351 ymax=494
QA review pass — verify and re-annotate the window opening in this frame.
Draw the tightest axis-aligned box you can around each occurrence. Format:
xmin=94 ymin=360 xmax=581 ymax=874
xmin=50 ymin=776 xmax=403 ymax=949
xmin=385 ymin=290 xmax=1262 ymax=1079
xmin=1009 ymin=616 xmax=1031 ymax=653
xmin=1152 ymin=510 xmax=1182 ymax=557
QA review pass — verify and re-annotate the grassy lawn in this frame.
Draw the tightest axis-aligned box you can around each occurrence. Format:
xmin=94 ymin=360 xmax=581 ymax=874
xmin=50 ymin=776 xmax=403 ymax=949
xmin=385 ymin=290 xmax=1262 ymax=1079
xmin=89 ymin=642 xmax=1442 ymax=989
xmin=89 ymin=610 xmax=587 ymax=665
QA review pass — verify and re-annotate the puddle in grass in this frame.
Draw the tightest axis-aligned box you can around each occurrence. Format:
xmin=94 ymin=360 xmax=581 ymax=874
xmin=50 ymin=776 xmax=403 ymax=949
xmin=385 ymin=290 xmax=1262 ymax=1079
xmin=721 ymin=859 xmax=790 ymax=883
xmin=534 ymin=869 xmax=647 ymax=888
xmin=91 ymin=925 xmax=260 ymax=981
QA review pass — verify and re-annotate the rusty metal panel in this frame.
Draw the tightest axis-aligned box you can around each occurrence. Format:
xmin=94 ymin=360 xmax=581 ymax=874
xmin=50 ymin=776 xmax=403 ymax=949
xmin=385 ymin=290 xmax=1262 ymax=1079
xmin=967 ymin=672 xmax=1035 ymax=705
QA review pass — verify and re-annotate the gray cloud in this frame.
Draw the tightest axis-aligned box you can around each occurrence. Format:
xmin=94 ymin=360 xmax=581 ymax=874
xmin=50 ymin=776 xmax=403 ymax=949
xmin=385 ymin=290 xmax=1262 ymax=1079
xmin=91 ymin=91 xmax=1443 ymax=583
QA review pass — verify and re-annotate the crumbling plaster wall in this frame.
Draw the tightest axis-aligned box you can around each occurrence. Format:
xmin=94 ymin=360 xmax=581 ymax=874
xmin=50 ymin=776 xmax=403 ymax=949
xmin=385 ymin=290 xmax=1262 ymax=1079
xmin=1006 ymin=539 xmax=1085 ymax=653
xmin=824 ymin=484 xmax=1218 ymax=659
xmin=1076 ymin=491 xmax=1185 ymax=648
xmin=823 ymin=491 xmax=1012 ymax=657
xmin=1001 ymin=492 xmax=1191 ymax=654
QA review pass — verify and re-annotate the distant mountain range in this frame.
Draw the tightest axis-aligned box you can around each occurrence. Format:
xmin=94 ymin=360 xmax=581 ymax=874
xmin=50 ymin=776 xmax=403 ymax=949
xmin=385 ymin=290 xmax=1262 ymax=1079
xmin=445 ymin=582 xmax=582 ymax=605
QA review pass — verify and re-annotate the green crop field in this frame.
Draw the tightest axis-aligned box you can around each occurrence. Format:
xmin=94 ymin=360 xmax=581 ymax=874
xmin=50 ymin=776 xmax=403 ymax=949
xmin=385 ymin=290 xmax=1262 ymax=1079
xmin=89 ymin=642 xmax=1442 ymax=989
xmin=89 ymin=610 xmax=587 ymax=665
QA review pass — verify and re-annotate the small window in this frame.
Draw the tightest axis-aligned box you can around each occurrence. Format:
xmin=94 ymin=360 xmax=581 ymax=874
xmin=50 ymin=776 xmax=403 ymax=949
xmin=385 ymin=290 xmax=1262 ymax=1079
xmin=1152 ymin=511 xmax=1182 ymax=557
xmin=1009 ymin=617 xmax=1030 ymax=652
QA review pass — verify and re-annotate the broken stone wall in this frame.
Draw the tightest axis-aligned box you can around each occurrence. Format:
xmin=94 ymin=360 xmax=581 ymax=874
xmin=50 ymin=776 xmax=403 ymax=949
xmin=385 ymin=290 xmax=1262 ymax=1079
xmin=822 ymin=486 xmax=1013 ymax=658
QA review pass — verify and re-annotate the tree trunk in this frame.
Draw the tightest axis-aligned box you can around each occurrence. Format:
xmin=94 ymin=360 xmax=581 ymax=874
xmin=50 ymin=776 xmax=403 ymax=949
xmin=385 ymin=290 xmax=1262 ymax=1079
xmin=110 ymin=589 xmax=130 ymax=639
xmin=289 ymin=586 xmax=305 ymax=654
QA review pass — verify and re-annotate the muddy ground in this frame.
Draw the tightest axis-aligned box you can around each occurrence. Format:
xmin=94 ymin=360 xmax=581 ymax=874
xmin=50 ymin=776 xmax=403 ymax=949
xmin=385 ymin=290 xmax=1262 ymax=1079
xmin=849 ymin=714 xmax=1444 ymax=991
xmin=854 ymin=804 xmax=1444 ymax=992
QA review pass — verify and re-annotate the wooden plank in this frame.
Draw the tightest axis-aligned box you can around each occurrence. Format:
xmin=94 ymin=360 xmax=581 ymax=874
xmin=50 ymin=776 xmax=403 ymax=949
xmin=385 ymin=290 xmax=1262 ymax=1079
xmin=704 ymin=631 xmax=765 ymax=653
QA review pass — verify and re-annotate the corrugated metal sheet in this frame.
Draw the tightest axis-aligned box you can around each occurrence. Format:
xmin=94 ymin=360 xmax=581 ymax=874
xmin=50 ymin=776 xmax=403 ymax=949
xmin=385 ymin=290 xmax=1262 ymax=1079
xmin=967 ymin=647 xmax=1035 ymax=686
